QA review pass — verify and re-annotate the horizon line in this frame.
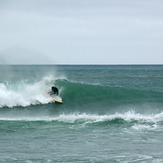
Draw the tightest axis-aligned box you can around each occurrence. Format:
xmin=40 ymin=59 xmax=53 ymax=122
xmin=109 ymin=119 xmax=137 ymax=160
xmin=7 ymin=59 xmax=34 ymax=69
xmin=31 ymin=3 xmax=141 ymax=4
xmin=0 ymin=63 xmax=163 ymax=66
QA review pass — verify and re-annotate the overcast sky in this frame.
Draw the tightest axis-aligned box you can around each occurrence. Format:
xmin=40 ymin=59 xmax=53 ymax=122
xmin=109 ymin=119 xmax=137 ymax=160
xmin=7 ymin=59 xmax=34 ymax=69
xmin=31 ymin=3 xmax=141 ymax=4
xmin=0 ymin=0 xmax=163 ymax=64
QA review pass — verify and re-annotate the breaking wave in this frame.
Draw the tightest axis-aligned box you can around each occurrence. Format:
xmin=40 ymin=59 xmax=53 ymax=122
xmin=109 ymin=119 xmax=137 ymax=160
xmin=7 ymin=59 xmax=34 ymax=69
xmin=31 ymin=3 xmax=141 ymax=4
xmin=0 ymin=111 xmax=163 ymax=125
xmin=0 ymin=75 xmax=65 ymax=108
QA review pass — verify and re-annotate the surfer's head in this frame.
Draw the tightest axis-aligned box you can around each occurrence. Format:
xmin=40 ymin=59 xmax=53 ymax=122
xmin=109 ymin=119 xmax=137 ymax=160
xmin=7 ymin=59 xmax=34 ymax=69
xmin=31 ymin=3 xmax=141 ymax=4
xmin=51 ymin=86 xmax=59 ymax=95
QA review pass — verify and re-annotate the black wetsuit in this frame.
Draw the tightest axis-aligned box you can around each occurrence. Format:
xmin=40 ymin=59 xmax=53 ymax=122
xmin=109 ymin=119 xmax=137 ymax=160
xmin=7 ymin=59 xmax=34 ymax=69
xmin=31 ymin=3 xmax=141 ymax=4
xmin=51 ymin=86 xmax=59 ymax=95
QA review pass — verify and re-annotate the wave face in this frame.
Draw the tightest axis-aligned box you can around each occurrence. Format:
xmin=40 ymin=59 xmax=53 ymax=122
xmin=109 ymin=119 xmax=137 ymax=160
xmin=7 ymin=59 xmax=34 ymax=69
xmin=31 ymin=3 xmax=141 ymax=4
xmin=57 ymin=79 xmax=163 ymax=105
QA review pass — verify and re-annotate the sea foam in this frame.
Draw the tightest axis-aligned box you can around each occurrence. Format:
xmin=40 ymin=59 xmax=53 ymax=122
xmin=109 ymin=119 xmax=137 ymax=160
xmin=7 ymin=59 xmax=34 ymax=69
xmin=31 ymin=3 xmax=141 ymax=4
xmin=0 ymin=75 xmax=65 ymax=108
xmin=0 ymin=111 xmax=163 ymax=124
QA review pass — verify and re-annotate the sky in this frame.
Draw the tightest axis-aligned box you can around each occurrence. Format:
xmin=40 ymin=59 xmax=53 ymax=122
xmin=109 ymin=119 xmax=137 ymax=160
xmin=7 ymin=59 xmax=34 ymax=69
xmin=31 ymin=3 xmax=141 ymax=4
xmin=0 ymin=0 xmax=163 ymax=64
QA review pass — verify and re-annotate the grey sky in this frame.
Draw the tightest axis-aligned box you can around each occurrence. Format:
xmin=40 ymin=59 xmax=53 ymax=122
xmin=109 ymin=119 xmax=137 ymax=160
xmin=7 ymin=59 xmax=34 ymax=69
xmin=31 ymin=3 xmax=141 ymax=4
xmin=0 ymin=0 xmax=163 ymax=64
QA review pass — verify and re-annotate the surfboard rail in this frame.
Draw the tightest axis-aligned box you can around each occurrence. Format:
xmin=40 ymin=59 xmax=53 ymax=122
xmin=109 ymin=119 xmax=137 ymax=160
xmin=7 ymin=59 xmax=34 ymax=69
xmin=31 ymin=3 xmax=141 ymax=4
xmin=53 ymin=97 xmax=63 ymax=104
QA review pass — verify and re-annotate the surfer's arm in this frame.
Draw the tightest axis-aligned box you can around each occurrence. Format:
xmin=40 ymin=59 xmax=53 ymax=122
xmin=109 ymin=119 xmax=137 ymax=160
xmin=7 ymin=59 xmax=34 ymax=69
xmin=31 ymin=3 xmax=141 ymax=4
xmin=48 ymin=91 xmax=54 ymax=95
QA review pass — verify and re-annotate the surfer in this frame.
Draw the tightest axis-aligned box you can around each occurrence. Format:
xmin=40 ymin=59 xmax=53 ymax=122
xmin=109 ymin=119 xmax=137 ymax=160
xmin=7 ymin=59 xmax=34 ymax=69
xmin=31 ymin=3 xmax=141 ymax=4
xmin=49 ymin=86 xmax=59 ymax=96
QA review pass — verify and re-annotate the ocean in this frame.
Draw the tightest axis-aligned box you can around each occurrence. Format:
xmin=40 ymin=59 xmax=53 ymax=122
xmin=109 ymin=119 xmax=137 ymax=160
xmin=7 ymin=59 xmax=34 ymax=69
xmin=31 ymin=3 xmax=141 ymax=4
xmin=0 ymin=65 xmax=163 ymax=162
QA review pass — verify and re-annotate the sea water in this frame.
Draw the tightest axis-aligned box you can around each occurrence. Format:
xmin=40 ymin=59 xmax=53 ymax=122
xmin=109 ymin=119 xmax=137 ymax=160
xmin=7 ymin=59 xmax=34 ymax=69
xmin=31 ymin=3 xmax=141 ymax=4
xmin=0 ymin=65 xmax=163 ymax=162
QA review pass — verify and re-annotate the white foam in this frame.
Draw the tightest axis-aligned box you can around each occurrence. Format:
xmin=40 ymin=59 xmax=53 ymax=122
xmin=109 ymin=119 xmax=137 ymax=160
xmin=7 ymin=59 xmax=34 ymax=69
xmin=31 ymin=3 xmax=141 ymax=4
xmin=0 ymin=111 xmax=163 ymax=124
xmin=0 ymin=75 xmax=64 ymax=107
xmin=131 ymin=124 xmax=158 ymax=130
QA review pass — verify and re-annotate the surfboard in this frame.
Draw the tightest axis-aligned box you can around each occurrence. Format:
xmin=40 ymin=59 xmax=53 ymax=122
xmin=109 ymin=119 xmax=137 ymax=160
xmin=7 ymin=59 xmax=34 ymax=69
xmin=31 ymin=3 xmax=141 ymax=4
xmin=47 ymin=93 xmax=63 ymax=104
xmin=53 ymin=97 xmax=63 ymax=104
